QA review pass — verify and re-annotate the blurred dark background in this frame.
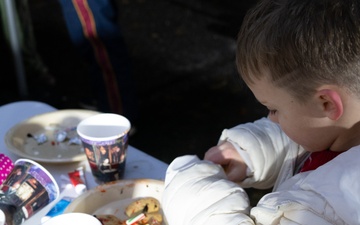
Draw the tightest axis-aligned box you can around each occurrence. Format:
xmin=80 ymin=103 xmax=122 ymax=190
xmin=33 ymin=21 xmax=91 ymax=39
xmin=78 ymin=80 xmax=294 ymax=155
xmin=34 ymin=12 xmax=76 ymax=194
xmin=1 ymin=0 xmax=267 ymax=164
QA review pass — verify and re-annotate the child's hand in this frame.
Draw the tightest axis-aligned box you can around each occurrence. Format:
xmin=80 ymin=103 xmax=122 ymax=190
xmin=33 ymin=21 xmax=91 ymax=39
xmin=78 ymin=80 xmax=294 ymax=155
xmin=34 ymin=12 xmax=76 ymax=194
xmin=204 ymin=141 xmax=248 ymax=182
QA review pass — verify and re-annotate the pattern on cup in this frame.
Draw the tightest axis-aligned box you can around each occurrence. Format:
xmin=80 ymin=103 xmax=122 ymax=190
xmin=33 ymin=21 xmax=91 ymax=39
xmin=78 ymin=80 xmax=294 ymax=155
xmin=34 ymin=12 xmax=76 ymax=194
xmin=81 ymin=135 xmax=128 ymax=182
xmin=0 ymin=159 xmax=59 ymax=224
xmin=0 ymin=154 xmax=14 ymax=185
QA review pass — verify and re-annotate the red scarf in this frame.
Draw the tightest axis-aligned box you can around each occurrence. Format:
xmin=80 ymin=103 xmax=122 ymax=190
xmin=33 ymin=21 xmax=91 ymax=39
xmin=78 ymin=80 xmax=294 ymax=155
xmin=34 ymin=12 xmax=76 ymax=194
xmin=300 ymin=150 xmax=343 ymax=172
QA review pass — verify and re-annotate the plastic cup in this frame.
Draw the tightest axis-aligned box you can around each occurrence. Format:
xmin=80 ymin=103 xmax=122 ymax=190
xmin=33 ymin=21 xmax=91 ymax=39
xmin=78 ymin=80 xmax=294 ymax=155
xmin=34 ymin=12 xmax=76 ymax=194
xmin=77 ymin=113 xmax=131 ymax=183
xmin=0 ymin=159 xmax=59 ymax=225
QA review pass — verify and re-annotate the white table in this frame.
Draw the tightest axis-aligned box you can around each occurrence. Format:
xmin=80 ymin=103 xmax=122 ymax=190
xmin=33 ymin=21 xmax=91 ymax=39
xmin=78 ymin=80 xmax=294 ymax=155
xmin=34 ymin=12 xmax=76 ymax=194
xmin=0 ymin=101 xmax=168 ymax=225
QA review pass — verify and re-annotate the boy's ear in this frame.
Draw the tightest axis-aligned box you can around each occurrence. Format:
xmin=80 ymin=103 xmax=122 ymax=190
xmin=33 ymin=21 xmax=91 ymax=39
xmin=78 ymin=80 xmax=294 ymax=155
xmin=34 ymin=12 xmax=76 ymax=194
xmin=316 ymin=89 xmax=343 ymax=120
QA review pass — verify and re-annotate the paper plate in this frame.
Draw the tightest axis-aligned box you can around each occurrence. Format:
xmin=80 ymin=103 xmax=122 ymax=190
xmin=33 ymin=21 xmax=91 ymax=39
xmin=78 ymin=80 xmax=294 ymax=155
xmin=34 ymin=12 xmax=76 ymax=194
xmin=5 ymin=109 xmax=100 ymax=163
xmin=65 ymin=179 xmax=168 ymax=224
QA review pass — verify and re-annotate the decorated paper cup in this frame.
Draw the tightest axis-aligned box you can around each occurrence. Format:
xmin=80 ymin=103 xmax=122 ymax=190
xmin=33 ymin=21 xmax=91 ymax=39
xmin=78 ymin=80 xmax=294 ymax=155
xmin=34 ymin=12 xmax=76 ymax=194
xmin=77 ymin=113 xmax=131 ymax=183
xmin=0 ymin=159 xmax=59 ymax=225
xmin=0 ymin=154 xmax=14 ymax=185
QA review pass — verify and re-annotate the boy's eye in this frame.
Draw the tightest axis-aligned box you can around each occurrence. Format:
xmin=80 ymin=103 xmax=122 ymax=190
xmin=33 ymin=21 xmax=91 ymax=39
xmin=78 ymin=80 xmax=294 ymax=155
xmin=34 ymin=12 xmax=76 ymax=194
xmin=269 ymin=109 xmax=277 ymax=115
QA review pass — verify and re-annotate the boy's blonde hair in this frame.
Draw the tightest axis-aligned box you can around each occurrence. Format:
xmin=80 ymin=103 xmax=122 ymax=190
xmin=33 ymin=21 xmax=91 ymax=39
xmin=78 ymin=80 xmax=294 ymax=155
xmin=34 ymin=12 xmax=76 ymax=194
xmin=237 ymin=0 xmax=360 ymax=101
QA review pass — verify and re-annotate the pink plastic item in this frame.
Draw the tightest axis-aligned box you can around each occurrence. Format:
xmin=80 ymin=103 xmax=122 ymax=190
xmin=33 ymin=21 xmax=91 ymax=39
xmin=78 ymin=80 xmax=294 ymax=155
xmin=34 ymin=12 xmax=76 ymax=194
xmin=0 ymin=154 xmax=14 ymax=185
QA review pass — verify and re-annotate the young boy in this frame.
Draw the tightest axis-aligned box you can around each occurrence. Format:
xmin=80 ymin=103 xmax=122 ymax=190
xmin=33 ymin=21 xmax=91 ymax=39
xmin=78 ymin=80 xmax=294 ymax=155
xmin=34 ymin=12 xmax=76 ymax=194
xmin=162 ymin=0 xmax=360 ymax=224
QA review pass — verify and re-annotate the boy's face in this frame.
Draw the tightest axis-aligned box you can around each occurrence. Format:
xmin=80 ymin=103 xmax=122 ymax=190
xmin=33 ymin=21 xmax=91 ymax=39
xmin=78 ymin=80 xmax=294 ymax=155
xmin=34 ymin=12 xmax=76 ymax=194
xmin=247 ymin=76 xmax=336 ymax=152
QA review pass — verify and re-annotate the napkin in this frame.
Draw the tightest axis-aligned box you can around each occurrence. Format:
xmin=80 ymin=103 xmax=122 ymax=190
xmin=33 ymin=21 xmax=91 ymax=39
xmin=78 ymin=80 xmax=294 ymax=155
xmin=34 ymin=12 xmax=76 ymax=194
xmin=0 ymin=154 xmax=14 ymax=185
xmin=162 ymin=155 xmax=255 ymax=225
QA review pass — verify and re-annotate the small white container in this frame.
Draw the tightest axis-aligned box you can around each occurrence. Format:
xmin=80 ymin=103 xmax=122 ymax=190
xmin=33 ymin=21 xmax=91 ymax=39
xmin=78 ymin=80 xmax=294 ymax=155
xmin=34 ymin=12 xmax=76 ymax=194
xmin=42 ymin=213 xmax=101 ymax=225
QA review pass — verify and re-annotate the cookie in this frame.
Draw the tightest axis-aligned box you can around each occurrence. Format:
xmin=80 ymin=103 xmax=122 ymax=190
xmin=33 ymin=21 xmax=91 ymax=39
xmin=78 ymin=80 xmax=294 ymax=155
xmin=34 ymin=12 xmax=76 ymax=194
xmin=125 ymin=197 xmax=160 ymax=217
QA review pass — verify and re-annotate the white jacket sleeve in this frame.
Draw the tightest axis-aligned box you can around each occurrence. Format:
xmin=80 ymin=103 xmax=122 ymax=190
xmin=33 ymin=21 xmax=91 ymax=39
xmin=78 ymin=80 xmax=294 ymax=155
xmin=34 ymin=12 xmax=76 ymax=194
xmin=249 ymin=147 xmax=360 ymax=225
xmin=219 ymin=117 xmax=301 ymax=189
xmin=162 ymin=155 xmax=255 ymax=225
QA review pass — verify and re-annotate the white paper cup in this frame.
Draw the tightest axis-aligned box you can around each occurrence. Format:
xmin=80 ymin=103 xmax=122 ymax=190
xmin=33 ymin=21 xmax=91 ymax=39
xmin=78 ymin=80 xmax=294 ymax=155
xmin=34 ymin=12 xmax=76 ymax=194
xmin=77 ymin=113 xmax=131 ymax=183
xmin=42 ymin=213 xmax=101 ymax=225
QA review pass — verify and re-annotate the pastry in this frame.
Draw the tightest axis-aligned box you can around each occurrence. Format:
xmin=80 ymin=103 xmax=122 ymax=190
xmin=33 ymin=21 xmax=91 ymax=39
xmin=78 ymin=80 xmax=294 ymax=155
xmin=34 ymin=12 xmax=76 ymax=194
xmin=94 ymin=196 xmax=163 ymax=225
xmin=125 ymin=197 xmax=160 ymax=217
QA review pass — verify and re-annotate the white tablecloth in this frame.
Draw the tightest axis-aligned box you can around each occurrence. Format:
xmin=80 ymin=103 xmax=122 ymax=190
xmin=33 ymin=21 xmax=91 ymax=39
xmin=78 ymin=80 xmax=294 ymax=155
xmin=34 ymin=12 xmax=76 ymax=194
xmin=0 ymin=101 xmax=168 ymax=225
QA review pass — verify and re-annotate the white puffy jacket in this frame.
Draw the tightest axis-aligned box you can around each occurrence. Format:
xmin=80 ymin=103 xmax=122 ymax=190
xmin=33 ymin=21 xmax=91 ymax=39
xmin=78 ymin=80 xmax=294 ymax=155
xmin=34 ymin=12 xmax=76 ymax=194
xmin=162 ymin=117 xmax=360 ymax=224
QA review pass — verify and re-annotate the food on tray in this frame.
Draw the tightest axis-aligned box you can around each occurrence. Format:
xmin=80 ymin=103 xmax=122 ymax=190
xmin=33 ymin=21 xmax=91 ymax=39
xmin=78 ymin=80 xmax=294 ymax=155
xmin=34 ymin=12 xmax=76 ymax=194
xmin=125 ymin=197 xmax=160 ymax=216
xmin=130 ymin=212 xmax=162 ymax=225
xmin=94 ymin=214 xmax=122 ymax=225
xmin=95 ymin=197 xmax=163 ymax=225
xmin=95 ymin=213 xmax=162 ymax=225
